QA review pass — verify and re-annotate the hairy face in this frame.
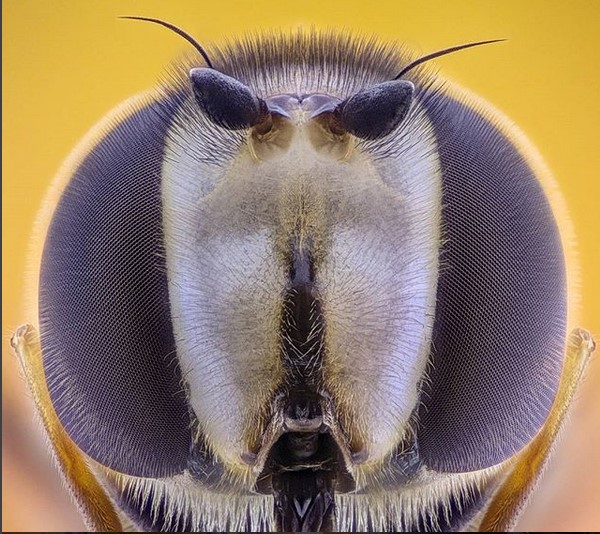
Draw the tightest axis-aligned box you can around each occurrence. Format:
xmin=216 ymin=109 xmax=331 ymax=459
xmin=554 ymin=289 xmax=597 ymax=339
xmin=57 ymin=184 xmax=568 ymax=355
xmin=163 ymin=75 xmax=441 ymax=471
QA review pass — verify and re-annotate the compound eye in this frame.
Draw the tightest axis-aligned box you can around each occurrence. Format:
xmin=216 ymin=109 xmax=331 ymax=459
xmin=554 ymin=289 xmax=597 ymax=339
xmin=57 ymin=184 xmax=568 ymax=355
xmin=416 ymin=91 xmax=567 ymax=473
xmin=39 ymin=100 xmax=192 ymax=478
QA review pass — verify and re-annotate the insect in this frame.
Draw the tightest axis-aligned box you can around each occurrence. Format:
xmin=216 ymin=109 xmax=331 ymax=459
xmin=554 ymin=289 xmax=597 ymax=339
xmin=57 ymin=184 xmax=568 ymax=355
xmin=12 ymin=16 xmax=595 ymax=532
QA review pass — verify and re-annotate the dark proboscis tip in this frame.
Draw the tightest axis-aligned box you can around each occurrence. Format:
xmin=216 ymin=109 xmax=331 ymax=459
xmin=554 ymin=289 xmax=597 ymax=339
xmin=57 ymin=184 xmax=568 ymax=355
xmin=273 ymin=470 xmax=336 ymax=532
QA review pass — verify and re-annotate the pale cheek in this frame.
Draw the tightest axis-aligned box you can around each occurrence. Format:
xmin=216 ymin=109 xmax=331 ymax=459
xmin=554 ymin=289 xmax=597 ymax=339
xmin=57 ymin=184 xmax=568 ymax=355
xmin=319 ymin=226 xmax=436 ymax=459
xmin=165 ymin=226 xmax=285 ymax=463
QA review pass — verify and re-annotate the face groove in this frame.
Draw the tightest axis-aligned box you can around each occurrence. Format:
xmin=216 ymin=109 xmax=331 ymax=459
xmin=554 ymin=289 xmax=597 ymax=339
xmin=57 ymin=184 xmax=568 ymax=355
xmin=264 ymin=236 xmax=349 ymax=530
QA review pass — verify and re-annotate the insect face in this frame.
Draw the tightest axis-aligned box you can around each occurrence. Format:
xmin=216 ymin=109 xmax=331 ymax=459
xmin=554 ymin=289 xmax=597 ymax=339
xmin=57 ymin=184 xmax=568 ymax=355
xmin=13 ymin=20 xmax=594 ymax=533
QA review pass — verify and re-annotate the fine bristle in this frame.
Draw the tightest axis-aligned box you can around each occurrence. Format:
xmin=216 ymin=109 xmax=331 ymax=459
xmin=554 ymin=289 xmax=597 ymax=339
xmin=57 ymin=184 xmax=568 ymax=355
xmin=166 ymin=29 xmax=426 ymax=99
xmin=112 ymin=466 xmax=498 ymax=532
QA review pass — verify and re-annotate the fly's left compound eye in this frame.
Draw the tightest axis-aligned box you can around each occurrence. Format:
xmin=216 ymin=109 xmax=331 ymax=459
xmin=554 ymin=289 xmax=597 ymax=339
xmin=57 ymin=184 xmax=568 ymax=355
xmin=16 ymin=20 xmax=593 ymax=534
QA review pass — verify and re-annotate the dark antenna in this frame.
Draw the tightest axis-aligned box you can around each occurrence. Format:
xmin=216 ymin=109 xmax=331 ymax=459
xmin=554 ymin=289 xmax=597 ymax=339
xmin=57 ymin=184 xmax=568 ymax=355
xmin=394 ymin=39 xmax=506 ymax=79
xmin=120 ymin=16 xmax=213 ymax=69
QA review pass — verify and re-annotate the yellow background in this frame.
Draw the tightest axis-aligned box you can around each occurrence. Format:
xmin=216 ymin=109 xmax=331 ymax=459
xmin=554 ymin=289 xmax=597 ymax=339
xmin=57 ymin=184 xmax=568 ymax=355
xmin=3 ymin=0 xmax=599 ymax=531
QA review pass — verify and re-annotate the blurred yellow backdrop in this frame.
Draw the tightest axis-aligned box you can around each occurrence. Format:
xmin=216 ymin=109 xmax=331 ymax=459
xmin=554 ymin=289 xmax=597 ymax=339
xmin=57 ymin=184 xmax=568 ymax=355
xmin=3 ymin=0 xmax=599 ymax=531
